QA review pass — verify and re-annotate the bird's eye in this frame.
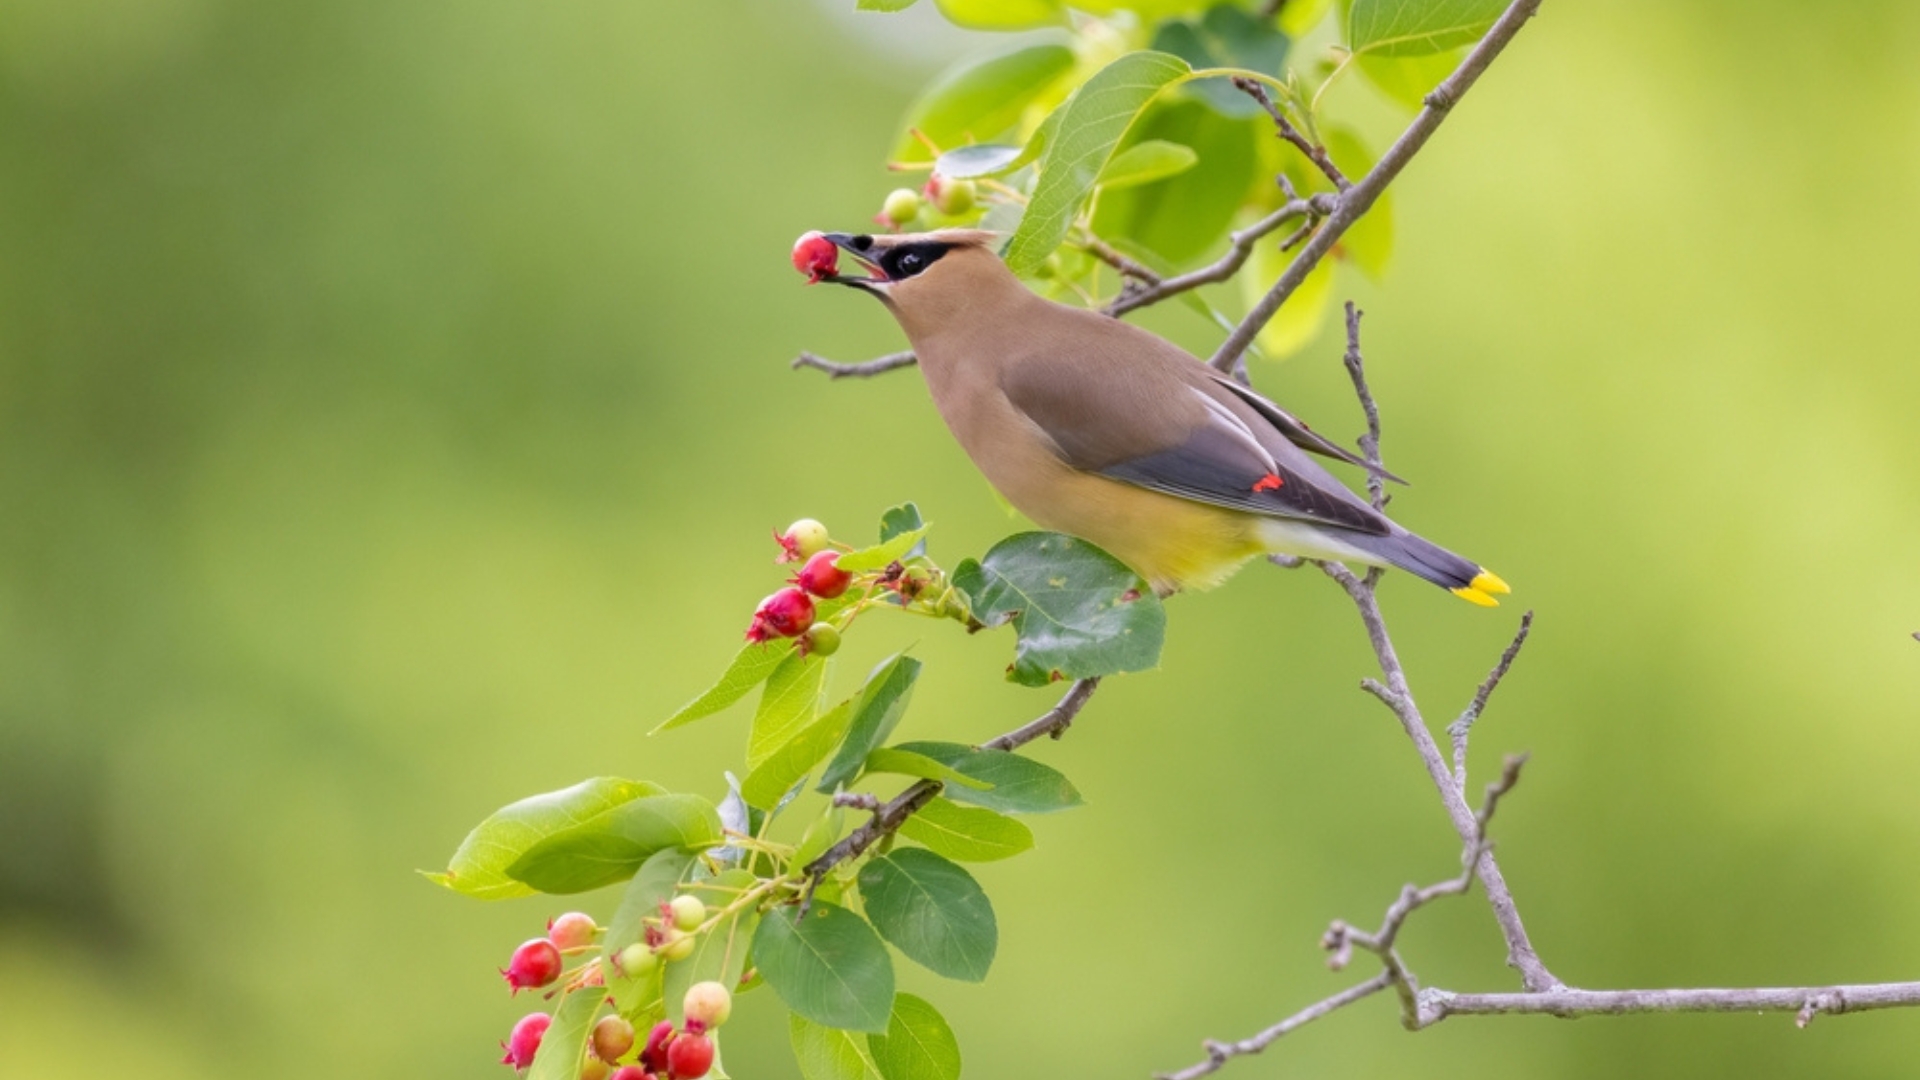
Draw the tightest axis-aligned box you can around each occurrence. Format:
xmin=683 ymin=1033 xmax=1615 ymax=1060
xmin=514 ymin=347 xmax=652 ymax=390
xmin=897 ymin=251 xmax=924 ymax=275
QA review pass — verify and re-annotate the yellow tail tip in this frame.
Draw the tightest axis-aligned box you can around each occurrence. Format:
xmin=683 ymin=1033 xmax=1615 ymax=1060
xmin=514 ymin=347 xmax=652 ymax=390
xmin=1451 ymin=586 xmax=1500 ymax=608
xmin=1470 ymin=569 xmax=1510 ymax=595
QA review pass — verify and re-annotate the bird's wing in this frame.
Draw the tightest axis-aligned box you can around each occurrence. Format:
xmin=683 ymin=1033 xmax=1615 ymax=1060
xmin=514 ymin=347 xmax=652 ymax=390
xmin=1205 ymin=373 xmax=1408 ymax=485
xmin=1001 ymin=361 xmax=1392 ymax=535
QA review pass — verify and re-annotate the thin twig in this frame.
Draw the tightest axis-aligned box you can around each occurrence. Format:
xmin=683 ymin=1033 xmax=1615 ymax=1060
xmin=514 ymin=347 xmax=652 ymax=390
xmin=1418 ymin=982 xmax=1920 ymax=1027
xmin=1339 ymin=302 xmax=1386 ymax=510
xmin=1154 ymin=973 xmax=1394 ymax=1080
xmin=1450 ymin=613 xmax=1534 ymax=788
xmin=791 ymin=350 xmax=918 ymax=379
xmin=803 ymin=679 xmax=1101 ymax=879
xmin=1231 ymin=77 xmax=1349 ymax=191
xmin=1080 ymin=238 xmax=1162 ymax=285
xmin=1104 ymin=199 xmax=1319 ymax=317
xmin=1210 ymin=0 xmax=1546 ymax=373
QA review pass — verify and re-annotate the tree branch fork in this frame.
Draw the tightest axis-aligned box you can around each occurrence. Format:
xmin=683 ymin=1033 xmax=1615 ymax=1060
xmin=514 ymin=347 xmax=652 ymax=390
xmin=791 ymin=0 xmax=1920 ymax=1072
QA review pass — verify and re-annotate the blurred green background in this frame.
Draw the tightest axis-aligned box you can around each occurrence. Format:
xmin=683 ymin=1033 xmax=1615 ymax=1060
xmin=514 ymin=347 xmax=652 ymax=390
xmin=5 ymin=1 xmax=1920 ymax=1076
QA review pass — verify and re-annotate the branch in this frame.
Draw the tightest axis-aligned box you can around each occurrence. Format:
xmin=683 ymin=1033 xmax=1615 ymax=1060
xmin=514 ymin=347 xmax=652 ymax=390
xmin=791 ymin=350 xmax=917 ymax=379
xmin=1154 ymin=974 xmax=1393 ymax=1080
xmin=1209 ymin=0 xmax=1546 ymax=373
xmin=1419 ymin=982 xmax=1920 ymax=1027
xmin=803 ymin=678 xmax=1100 ymax=879
xmin=1449 ymin=611 xmax=1533 ymax=788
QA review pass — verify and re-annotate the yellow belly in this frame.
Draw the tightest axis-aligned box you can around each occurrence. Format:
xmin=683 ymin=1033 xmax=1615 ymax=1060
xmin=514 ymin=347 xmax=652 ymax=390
xmin=1011 ymin=467 xmax=1268 ymax=593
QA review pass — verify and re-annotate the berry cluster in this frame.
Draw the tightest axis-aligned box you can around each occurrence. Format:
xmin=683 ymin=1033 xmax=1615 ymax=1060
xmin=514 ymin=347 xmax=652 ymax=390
xmin=876 ymin=174 xmax=977 ymax=231
xmin=493 ymin=905 xmax=732 ymax=1078
xmin=747 ymin=518 xmax=962 ymax=654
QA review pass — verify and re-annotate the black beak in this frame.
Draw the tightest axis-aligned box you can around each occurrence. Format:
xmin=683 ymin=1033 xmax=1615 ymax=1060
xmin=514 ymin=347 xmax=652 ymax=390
xmin=823 ymin=233 xmax=889 ymax=290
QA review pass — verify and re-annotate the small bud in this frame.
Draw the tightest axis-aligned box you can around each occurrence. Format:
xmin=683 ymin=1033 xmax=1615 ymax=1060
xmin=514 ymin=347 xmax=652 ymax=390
xmin=791 ymin=231 xmax=840 ymax=284
xmin=592 ymin=1015 xmax=637 ymax=1064
xmin=500 ymin=1012 xmax=552 ymax=1070
xmin=667 ymin=1031 xmax=716 ymax=1079
xmin=881 ymin=188 xmax=922 ymax=228
xmin=501 ymin=938 xmax=563 ymax=993
xmin=793 ymin=550 xmax=853 ymax=599
xmin=547 ymin=912 xmax=598 ymax=950
xmin=775 ymin=518 xmax=831 ymax=563
xmin=669 ymin=894 xmax=707 ymax=932
xmin=683 ymin=981 xmax=734 ymax=1029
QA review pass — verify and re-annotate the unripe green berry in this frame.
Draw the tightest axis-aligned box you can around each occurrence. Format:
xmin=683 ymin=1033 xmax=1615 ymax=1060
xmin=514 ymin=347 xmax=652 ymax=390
xmin=669 ymin=894 xmax=707 ymax=931
xmin=616 ymin=942 xmax=657 ymax=977
xmin=802 ymin=622 xmax=841 ymax=657
xmin=882 ymin=188 xmax=921 ymax=227
xmin=932 ymin=176 xmax=976 ymax=215
xmin=777 ymin=518 xmax=831 ymax=562
xmin=683 ymin=980 xmax=734 ymax=1029
xmin=659 ymin=928 xmax=696 ymax=962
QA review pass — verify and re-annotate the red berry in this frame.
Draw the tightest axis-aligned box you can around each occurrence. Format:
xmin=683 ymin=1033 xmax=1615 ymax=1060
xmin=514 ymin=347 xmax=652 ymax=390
xmin=793 ymin=550 xmax=852 ymax=599
xmin=608 ymin=1068 xmax=653 ymax=1080
xmin=641 ymin=1021 xmax=676 ymax=1072
xmin=792 ymin=232 xmax=839 ymax=284
xmin=547 ymin=912 xmax=597 ymax=950
xmin=501 ymin=938 xmax=563 ymax=993
xmin=500 ymin=1012 xmax=551 ymax=1070
xmin=592 ymin=1015 xmax=637 ymax=1063
xmin=666 ymin=1031 xmax=716 ymax=1079
xmin=745 ymin=586 xmax=815 ymax=643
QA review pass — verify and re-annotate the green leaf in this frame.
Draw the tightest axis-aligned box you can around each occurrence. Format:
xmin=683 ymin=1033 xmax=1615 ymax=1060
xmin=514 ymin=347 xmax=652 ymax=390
xmin=526 ymin=984 xmax=604 ymax=1080
xmin=933 ymin=143 xmax=1026 ymax=180
xmin=951 ymin=532 xmax=1165 ymax=686
xmin=1279 ymin=0 xmax=1336 ymax=36
xmin=1003 ymin=51 xmax=1192 ymax=275
xmin=754 ymin=901 xmax=896 ymax=1032
xmin=794 ymin=802 xmax=848 ymax=870
xmin=931 ymin=0 xmax=1065 ymax=31
xmin=1090 ymin=98 xmax=1260 ymax=267
xmin=1349 ymin=0 xmax=1506 ymax=57
xmin=859 ymin=0 xmax=920 ymax=10
xmin=426 ymin=778 xmax=665 ymax=900
xmin=1243 ymin=234 xmax=1335 ymax=358
xmin=863 ymin=747 xmax=991 ymax=790
xmin=1095 ymin=139 xmax=1198 ymax=191
xmin=790 ymin=1014 xmax=886 ymax=1080
xmin=859 ymin=849 xmax=997 ymax=982
xmin=892 ymin=45 xmax=1076 ymax=164
xmin=836 ymin=526 xmax=933 ymax=573
xmin=653 ymin=639 xmax=796 ymax=734
xmin=748 ymin=651 xmax=832 ymax=769
xmin=817 ymin=655 xmax=923 ymax=793
xmin=870 ymin=993 xmax=963 ymax=1080
xmin=897 ymin=797 xmax=1034 ymax=862
xmin=507 ymin=794 xmax=723 ymax=894
xmin=664 ymin=869 xmax=763 ymax=1025
xmin=742 ymin=696 xmax=856 ymax=810
xmin=1148 ymin=5 xmax=1290 ymax=118
xmin=1356 ymin=47 xmax=1462 ymax=109
xmin=1324 ymin=126 xmax=1391 ymax=280
xmin=892 ymin=741 xmax=1082 ymax=814
xmin=878 ymin=503 xmax=928 ymax=557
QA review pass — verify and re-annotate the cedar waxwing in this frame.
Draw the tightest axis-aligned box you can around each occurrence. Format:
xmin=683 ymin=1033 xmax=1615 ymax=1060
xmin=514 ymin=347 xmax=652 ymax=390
xmin=815 ymin=228 xmax=1509 ymax=605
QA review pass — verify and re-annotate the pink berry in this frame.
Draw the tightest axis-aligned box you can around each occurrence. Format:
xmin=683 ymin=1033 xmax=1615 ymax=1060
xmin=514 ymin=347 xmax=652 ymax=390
xmin=547 ymin=912 xmax=597 ymax=950
xmin=774 ymin=519 xmax=830 ymax=563
xmin=501 ymin=938 xmax=563 ymax=993
xmin=592 ymin=1015 xmax=637 ymax=1063
xmin=745 ymin=586 xmax=816 ymax=644
xmin=793 ymin=551 xmax=852 ymax=599
xmin=641 ymin=1021 xmax=676 ymax=1073
xmin=792 ymin=232 xmax=839 ymax=284
xmin=608 ymin=1068 xmax=653 ymax=1080
xmin=500 ymin=1012 xmax=551 ymax=1070
xmin=667 ymin=1031 xmax=715 ymax=1079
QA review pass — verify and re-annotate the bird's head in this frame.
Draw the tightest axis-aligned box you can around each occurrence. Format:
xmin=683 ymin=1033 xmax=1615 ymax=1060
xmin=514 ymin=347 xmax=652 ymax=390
xmin=816 ymin=229 xmax=1014 ymax=329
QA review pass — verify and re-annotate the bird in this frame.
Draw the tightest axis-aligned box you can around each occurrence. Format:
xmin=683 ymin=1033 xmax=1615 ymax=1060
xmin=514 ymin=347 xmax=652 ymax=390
xmin=807 ymin=227 xmax=1509 ymax=606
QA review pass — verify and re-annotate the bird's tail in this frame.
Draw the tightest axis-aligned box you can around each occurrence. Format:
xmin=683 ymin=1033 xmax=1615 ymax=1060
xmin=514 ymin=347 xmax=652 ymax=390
xmin=1342 ymin=529 xmax=1510 ymax=607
